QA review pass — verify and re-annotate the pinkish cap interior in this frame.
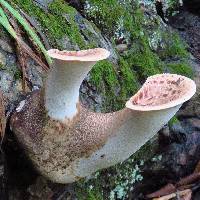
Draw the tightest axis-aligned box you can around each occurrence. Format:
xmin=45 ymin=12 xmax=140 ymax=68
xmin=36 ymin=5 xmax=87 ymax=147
xmin=47 ymin=48 xmax=110 ymax=61
xmin=126 ymin=74 xmax=196 ymax=111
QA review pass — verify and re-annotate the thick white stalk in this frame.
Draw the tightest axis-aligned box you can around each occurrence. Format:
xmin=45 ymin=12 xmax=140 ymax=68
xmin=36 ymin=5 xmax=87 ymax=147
xmin=45 ymin=59 xmax=96 ymax=121
xmin=49 ymin=105 xmax=181 ymax=183
xmin=45 ymin=48 xmax=110 ymax=121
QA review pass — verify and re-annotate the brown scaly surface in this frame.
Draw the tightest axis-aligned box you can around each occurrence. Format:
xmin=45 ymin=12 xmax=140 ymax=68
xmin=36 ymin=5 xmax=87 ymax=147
xmin=10 ymin=90 xmax=128 ymax=178
xmin=132 ymin=74 xmax=187 ymax=106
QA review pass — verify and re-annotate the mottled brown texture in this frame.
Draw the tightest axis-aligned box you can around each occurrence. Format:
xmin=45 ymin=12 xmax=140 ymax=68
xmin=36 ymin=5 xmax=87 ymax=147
xmin=10 ymin=90 xmax=128 ymax=178
xmin=132 ymin=74 xmax=186 ymax=106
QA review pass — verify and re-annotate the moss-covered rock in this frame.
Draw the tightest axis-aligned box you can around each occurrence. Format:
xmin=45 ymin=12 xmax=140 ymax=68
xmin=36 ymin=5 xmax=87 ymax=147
xmin=10 ymin=0 xmax=193 ymax=112
xmin=1 ymin=0 xmax=195 ymax=199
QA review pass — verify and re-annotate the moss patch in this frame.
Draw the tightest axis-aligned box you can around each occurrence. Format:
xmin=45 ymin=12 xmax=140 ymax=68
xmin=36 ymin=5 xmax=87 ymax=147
xmin=160 ymin=32 xmax=189 ymax=59
xmin=11 ymin=0 xmax=86 ymax=48
xmin=84 ymin=0 xmax=125 ymax=38
xmin=90 ymin=58 xmax=139 ymax=111
xmin=167 ymin=62 xmax=194 ymax=78
xmin=168 ymin=116 xmax=179 ymax=128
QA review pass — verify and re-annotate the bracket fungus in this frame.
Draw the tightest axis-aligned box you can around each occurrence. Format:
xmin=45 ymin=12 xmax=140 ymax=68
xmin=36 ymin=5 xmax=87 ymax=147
xmin=10 ymin=48 xmax=196 ymax=183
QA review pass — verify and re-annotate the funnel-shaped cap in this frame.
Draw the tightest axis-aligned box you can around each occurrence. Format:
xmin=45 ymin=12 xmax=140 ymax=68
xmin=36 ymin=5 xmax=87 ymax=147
xmin=47 ymin=48 xmax=110 ymax=62
xmin=126 ymin=74 xmax=196 ymax=111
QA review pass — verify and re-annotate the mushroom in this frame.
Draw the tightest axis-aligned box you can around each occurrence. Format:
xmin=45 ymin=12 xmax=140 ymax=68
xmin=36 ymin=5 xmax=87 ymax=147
xmin=10 ymin=48 xmax=196 ymax=183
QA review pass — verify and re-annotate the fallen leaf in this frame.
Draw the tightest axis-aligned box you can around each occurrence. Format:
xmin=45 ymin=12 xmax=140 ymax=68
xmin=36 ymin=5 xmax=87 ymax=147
xmin=146 ymin=183 xmax=176 ymax=198
xmin=180 ymin=190 xmax=192 ymax=200
xmin=153 ymin=189 xmax=191 ymax=200
xmin=176 ymin=172 xmax=200 ymax=187
xmin=195 ymin=160 xmax=200 ymax=173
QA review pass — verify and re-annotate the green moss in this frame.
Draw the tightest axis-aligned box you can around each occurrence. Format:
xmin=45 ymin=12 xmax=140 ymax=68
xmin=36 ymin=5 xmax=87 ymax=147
xmin=126 ymin=48 xmax=163 ymax=79
xmin=90 ymin=60 xmax=121 ymax=111
xmin=168 ymin=116 xmax=179 ymax=128
xmin=76 ymin=184 xmax=103 ymax=200
xmin=161 ymin=32 xmax=189 ymax=59
xmin=11 ymin=0 xmax=86 ymax=48
xmin=118 ymin=58 xmax=139 ymax=99
xmin=0 ymin=63 xmax=4 ymax=70
xmin=90 ymin=60 xmax=119 ymax=92
xmin=166 ymin=0 xmax=182 ymax=16
xmin=90 ymin=59 xmax=140 ymax=111
xmin=87 ymin=2 xmax=166 ymax=110
xmin=14 ymin=68 xmax=22 ymax=80
xmin=85 ymin=0 xmax=125 ymax=37
xmin=167 ymin=62 xmax=194 ymax=78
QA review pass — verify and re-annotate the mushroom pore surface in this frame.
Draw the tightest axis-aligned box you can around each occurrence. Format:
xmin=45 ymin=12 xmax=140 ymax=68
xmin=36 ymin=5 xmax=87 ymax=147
xmin=129 ymin=74 xmax=196 ymax=110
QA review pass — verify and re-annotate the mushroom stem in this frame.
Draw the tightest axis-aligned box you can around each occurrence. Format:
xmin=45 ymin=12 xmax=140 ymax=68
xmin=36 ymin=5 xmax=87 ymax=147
xmin=45 ymin=59 xmax=96 ymax=120
xmin=45 ymin=48 xmax=110 ymax=121
xmin=72 ymin=105 xmax=181 ymax=180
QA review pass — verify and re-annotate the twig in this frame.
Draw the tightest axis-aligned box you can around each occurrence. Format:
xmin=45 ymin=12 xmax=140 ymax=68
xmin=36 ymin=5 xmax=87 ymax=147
xmin=176 ymin=173 xmax=200 ymax=187
xmin=146 ymin=184 xmax=176 ymax=198
xmin=152 ymin=189 xmax=191 ymax=200
xmin=9 ymin=17 xmax=49 ymax=71
xmin=19 ymin=9 xmax=50 ymax=50
xmin=147 ymin=172 xmax=200 ymax=199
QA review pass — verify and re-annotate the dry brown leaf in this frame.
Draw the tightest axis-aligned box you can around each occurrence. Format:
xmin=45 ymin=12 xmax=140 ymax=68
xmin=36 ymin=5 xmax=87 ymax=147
xmin=176 ymin=172 xmax=200 ymax=187
xmin=181 ymin=190 xmax=192 ymax=200
xmin=194 ymin=161 xmax=200 ymax=173
xmin=8 ymin=15 xmax=49 ymax=71
xmin=20 ymin=9 xmax=50 ymax=50
xmin=5 ymin=14 xmax=49 ymax=92
xmin=146 ymin=183 xmax=176 ymax=198
xmin=153 ymin=189 xmax=192 ymax=200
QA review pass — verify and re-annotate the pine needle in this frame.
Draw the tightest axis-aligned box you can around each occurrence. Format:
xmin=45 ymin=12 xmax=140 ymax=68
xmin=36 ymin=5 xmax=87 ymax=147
xmin=0 ymin=0 xmax=52 ymax=65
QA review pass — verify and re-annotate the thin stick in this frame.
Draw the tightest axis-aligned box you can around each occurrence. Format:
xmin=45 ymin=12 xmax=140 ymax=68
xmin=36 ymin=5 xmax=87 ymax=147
xmin=153 ymin=189 xmax=191 ymax=200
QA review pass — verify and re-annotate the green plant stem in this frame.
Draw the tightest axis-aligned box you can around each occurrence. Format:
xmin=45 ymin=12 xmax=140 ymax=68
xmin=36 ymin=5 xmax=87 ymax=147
xmin=0 ymin=0 xmax=52 ymax=65
xmin=0 ymin=7 xmax=17 ymax=39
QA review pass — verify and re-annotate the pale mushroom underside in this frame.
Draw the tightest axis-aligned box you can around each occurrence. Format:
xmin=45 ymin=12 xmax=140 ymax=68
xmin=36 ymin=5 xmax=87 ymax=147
xmin=126 ymin=74 xmax=196 ymax=111
xmin=47 ymin=48 xmax=110 ymax=61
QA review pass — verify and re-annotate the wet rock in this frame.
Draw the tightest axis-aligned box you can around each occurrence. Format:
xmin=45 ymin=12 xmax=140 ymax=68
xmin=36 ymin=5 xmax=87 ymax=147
xmin=0 ymin=72 xmax=13 ymax=92
xmin=186 ymin=118 xmax=200 ymax=130
xmin=170 ymin=10 xmax=200 ymax=119
xmin=162 ymin=131 xmax=200 ymax=177
xmin=8 ymin=189 xmax=24 ymax=200
xmin=80 ymin=77 xmax=103 ymax=112
xmin=177 ymin=94 xmax=200 ymax=119
xmin=170 ymin=10 xmax=200 ymax=61
xmin=116 ymin=44 xmax=128 ymax=53
xmin=73 ymin=12 xmax=118 ymax=63
xmin=0 ymin=52 xmax=6 ymax=67
xmin=159 ymin=124 xmax=187 ymax=146
xmin=57 ymin=36 xmax=80 ymax=51
xmin=67 ymin=0 xmax=84 ymax=13
xmin=183 ymin=0 xmax=200 ymax=14
xmin=26 ymin=60 xmax=44 ymax=88
xmin=0 ymin=39 xmax=14 ymax=54
xmin=33 ymin=0 xmax=54 ymax=11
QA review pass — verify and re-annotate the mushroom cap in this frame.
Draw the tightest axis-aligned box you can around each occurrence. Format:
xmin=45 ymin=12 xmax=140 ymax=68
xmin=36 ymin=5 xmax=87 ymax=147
xmin=126 ymin=74 xmax=196 ymax=111
xmin=47 ymin=48 xmax=110 ymax=62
